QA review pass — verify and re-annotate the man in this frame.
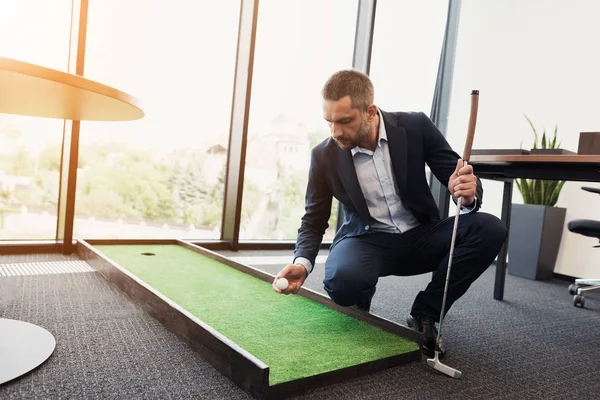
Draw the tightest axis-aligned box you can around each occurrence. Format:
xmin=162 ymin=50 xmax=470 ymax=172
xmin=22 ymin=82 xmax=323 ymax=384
xmin=272 ymin=69 xmax=507 ymax=358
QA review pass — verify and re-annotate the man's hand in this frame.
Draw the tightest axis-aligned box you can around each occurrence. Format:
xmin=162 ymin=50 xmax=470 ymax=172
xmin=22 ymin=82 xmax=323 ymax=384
xmin=272 ymin=264 xmax=307 ymax=295
xmin=448 ymin=159 xmax=476 ymax=206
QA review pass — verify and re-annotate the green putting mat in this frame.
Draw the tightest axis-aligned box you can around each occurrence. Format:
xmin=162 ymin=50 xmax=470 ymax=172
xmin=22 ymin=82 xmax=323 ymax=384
xmin=94 ymin=244 xmax=418 ymax=385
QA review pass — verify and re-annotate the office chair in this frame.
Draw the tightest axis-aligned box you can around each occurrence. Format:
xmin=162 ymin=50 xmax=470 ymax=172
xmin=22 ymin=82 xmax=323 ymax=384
xmin=567 ymin=186 xmax=600 ymax=308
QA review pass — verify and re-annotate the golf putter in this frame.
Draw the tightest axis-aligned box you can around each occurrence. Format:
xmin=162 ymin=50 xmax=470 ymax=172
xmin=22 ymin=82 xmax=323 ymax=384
xmin=426 ymin=90 xmax=479 ymax=379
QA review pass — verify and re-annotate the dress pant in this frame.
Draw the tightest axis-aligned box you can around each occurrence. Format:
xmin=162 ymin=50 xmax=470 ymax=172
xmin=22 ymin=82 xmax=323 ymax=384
xmin=323 ymin=212 xmax=507 ymax=320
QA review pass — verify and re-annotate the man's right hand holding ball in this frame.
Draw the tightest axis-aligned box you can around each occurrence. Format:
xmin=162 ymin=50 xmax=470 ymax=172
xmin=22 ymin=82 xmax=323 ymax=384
xmin=272 ymin=264 xmax=307 ymax=295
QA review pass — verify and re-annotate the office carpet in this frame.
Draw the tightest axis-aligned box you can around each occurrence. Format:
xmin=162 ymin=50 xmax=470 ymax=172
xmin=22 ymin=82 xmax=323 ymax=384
xmin=1 ymin=252 xmax=599 ymax=399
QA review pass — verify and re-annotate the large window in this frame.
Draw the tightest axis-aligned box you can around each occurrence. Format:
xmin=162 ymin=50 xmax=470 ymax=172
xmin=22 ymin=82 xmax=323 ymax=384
xmin=369 ymin=0 xmax=449 ymax=188
xmin=74 ymin=0 xmax=240 ymax=239
xmin=239 ymin=0 xmax=358 ymax=240
xmin=370 ymin=0 xmax=448 ymax=116
xmin=0 ymin=0 xmax=73 ymax=240
xmin=445 ymin=0 xmax=600 ymax=277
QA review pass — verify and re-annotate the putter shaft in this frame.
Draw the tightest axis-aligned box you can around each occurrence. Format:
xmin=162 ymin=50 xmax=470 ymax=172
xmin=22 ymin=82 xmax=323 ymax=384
xmin=427 ymin=90 xmax=478 ymax=379
xmin=435 ymin=162 xmax=466 ymax=347
xmin=427 ymin=162 xmax=467 ymax=380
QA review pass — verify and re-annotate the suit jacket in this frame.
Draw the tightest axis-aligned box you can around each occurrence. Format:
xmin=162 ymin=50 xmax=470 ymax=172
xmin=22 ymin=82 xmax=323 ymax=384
xmin=293 ymin=110 xmax=484 ymax=268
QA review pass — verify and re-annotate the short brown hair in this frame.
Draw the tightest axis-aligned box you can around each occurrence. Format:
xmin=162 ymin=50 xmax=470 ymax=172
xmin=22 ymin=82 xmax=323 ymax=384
xmin=322 ymin=69 xmax=374 ymax=111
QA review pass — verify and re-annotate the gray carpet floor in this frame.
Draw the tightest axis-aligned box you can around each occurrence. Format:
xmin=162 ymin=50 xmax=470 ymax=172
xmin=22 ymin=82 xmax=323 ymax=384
xmin=1 ymin=252 xmax=600 ymax=399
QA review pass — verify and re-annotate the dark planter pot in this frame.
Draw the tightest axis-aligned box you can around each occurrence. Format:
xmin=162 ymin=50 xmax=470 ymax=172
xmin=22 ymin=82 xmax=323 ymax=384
xmin=507 ymin=204 xmax=566 ymax=280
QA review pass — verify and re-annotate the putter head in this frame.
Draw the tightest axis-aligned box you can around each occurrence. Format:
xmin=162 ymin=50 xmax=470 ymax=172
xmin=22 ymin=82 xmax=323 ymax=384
xmin=426 ymin=352 xmax=462 ymax=379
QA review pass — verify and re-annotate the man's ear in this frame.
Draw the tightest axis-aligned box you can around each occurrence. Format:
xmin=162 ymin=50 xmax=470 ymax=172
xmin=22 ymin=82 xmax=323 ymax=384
xmin=366 ymin=104 xmax=377 ymax=121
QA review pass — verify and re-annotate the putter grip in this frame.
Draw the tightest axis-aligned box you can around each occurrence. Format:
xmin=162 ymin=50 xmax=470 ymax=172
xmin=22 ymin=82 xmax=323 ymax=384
xmin=462 ymin=90 xmax=479 ymax=162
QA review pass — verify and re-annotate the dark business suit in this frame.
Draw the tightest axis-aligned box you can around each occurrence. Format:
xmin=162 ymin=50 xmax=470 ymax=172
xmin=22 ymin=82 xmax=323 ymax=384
xmin=294 ymin=110 xmax=507 ymax=320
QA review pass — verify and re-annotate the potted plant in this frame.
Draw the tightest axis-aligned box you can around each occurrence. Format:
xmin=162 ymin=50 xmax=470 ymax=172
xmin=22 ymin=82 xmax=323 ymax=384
xmin=508 ymin=115 xmax=567 ymax=280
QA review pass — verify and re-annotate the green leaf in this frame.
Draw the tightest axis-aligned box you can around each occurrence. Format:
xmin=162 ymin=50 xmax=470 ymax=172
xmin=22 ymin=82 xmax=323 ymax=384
xmin=528 ymin=179 xmax=536 ymax=204
xmin=528 ymin=179 xmax=535 ymax=204
xmin=541 ymin=130 xmax=547 ymax=149
xmin=516 ymin=178 xmax=526 ymax=203
xmin=521 ymin=179 xmax=532 ymax=203
xmin=543 ymin=180 xmax=558 ymax=204
xmin=551 ymin=124 xmax=558 ymax=148
xmin=523 ymin=114 xmax=539 ymax=149
xmin=543 ymin=179 xmax=551 ymax=204
xmin=538 ymin=180 xmax=545 ymax=204
xmin=548 ymin=181 xmax=566 ymax=206
xmin=525 ymin=180 xmax=532 ymax=203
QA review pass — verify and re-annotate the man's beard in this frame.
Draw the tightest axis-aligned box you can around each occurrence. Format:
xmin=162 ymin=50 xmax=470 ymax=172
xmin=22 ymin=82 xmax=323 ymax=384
xmin=336 ymin=118 xmax=371 ymax=150
xmin=356 ymin=117 xmax=371 ymax=147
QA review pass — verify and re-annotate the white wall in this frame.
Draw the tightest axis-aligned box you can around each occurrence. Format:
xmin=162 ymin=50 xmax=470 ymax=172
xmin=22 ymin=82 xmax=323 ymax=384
xmin=446 ymin=0 xmax=600 ymax=278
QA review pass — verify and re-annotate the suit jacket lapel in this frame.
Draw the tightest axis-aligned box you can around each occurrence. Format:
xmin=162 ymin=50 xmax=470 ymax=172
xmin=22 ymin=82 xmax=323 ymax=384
xmin=381 ymin=111 xmax=408 ymax=195
xmin=335 ymin=147 xmax=371 ymax=221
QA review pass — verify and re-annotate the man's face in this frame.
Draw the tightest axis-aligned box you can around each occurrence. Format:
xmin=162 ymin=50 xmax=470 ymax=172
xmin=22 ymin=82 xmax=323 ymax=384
xmin=323 ymin=96 xmax=372 ymax=151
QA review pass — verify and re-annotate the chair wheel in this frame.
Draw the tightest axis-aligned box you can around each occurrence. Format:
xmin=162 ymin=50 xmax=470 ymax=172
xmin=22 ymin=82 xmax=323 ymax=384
xmin=574 ymin=295 xmax=585 ymax=308
xmin=569 ymin=284 xmax=579 ymax=295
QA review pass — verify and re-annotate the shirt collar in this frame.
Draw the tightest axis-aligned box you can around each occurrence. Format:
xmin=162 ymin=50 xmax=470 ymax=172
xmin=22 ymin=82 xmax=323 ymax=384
xmin=351 ymin=108 xmax=387 ymax=156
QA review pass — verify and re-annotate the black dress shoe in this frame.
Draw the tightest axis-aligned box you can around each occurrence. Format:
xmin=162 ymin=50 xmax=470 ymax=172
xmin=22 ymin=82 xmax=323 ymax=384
xmin=354 ymin=297 xmax=372 ymax=312
xmin=406 ymin=315 xmax=445 ymax=359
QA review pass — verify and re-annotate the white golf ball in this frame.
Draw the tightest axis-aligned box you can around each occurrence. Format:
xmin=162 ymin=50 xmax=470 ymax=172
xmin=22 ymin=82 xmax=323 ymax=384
xmin=276 ymin=278 xmax=289 ymax=291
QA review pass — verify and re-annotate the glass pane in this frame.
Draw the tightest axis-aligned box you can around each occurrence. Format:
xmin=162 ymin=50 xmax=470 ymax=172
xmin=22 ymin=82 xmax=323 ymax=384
xmin=370 ymin=0 xmax=448 ymax=115
xmin=239 ymin=0 xmax=358 ymax=241
xmin=74 ymin=0 xmax=240 ymax=240
xmin=0 ymin=0 xmax=72 ymax=240
xmin=370 ymin=0 xmax=448 ymax=186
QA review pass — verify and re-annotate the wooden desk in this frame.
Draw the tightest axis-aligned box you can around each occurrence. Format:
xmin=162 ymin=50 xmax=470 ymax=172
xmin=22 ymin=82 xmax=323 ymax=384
xmin=469 ymin=154 xmax=600 ymax=300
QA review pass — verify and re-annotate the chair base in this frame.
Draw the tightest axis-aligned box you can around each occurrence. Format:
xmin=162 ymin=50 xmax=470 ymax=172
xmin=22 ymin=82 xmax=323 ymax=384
xmin=568 ymin=280 xmax=600 ymax=308
xmin=575 ymin=278 xmax=600 ymax=286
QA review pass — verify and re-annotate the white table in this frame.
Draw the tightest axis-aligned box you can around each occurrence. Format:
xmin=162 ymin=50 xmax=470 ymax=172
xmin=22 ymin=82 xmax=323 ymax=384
xmin=0 ymin=56 xmax=143 ymax=384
